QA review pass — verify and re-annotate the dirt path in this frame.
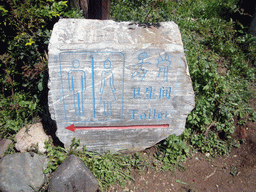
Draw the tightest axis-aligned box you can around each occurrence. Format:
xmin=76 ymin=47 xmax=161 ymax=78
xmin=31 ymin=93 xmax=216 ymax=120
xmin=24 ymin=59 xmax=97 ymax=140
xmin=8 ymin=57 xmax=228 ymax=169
xmin=110 ymin=115 xmax=256 ymax=192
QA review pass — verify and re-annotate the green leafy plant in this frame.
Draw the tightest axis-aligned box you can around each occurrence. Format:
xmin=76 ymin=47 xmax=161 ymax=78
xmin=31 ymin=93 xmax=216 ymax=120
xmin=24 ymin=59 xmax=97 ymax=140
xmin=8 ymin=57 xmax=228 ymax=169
xmin=157 ymin=133 xmax=190 ymax=170
xmin=111 ymin=0 xmax=166 ymax=23
xmin=0 ymin=0 xmax=83 ymax=137
xmin=3 ymin=140 xmax=16 ymax=156
xmin=69 ymin=137 xmax=81 ymax=151
xmin=230 ymin=166 xmax=238 ymax=176
xmin=44 ymin=139 xmax=68 ymax=174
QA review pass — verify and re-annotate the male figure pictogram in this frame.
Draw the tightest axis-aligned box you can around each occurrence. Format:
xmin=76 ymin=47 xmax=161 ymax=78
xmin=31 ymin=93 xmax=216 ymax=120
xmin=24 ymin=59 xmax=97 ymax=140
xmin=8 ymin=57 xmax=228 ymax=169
xmin=68 ymin=60 xmax=86 ymax=116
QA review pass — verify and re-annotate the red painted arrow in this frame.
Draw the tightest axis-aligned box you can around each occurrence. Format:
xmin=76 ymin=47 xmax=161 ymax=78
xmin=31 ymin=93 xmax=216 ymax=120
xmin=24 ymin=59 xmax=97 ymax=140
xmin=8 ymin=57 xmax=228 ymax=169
xmin=65 ymin=124 xmax=169 ymax=132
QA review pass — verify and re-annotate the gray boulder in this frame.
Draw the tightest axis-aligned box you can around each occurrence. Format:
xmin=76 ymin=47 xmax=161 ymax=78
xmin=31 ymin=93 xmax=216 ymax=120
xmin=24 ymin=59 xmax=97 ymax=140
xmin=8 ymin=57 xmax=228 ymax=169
xmin=0 ymin=152 xmax=48 ymax=192
xmin=48 ymin=154 xmax=99 ymax=192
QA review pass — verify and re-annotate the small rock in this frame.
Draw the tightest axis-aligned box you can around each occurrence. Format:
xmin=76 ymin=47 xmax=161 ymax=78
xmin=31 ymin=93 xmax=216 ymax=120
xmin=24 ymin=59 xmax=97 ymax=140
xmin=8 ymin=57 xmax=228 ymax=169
xmin=48 ymin=154 xmax=99 ymax=192
xmin=15 ymin=123 xmax=49 ymax=153
xmin=205 ymin=153 xmax=210 ymax=157
xmin=0 ymin=152 xmax=48 ymax=192
xmin=0 ymin=139 xmax=12 ymax=158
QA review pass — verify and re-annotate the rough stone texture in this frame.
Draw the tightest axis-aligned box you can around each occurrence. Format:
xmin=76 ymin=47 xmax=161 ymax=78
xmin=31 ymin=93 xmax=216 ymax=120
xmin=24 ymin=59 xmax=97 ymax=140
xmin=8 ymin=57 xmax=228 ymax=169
xmin=0 ymin=153 xmax=48 ymax=192
xmin=48 ymin=19 xmax=195 ymax=153
xmin=48 ymin=154 xmax=99 ymax=192
xmin=0 ymin=139 xmax=12 ymax=158
xmin=15 ymin=123 xmax=49 ymax=153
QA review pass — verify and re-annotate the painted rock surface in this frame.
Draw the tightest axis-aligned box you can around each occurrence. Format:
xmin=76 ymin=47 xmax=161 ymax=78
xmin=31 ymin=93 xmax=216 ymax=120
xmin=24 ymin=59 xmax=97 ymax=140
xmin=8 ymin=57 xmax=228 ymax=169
xmin=48 ymin=19 xmax=195 ymax=153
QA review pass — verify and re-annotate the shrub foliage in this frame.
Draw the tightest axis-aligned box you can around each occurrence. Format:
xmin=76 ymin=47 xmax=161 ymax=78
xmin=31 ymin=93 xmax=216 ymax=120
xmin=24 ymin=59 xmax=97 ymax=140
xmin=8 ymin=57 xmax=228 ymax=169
xmin=0 ymin=0 xmax=82 ymax=136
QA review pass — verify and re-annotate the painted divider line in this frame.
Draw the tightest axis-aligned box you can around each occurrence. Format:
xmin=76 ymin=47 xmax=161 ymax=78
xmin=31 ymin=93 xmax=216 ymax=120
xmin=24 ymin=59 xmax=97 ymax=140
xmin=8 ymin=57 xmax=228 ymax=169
xmin=66 ymin=124 xmax=169 ymax=132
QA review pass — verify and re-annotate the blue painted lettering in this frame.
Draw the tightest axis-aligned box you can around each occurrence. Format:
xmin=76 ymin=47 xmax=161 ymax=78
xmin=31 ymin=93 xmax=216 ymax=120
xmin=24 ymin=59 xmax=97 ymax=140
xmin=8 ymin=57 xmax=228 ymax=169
xmin=130 ymin=110 xmax=138 ymax=120
xmin=130 ymin=109 xmax=169 ymax=120
xmin=140 ymin=113 xmax=146 ymax=120
xmin=132 ymin=86 xmax=171 ymax=100
xmin=157 ymin=113 xmax=162 ymax=119
xmin=148 ymin=109 xmax=151 ymax=119
xmin=159 ymin=87 xmax=171 ymax=99
xmin=133 ymin=88 xmax=141 ymax=99
xmin=144 ymin=86 xmax=156 ymax=99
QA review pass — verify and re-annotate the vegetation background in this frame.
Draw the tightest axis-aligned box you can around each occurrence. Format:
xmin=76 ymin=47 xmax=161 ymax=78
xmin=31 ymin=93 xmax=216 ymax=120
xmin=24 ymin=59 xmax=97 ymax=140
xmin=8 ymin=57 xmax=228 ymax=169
xmin=0 ymin=0 xmax=255 ymax=191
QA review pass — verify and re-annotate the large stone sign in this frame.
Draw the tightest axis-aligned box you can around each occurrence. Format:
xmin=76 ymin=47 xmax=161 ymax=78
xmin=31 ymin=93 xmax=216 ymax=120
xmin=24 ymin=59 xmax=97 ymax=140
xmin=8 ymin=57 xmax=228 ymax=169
xmin=48 ymin=19 xmax=195 ymax=153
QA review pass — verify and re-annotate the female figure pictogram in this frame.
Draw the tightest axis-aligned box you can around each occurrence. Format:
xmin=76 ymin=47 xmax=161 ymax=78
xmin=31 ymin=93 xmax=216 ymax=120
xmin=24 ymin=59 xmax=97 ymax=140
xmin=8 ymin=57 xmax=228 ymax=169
xmin=100 ymin=59 xmax=116 ymax=116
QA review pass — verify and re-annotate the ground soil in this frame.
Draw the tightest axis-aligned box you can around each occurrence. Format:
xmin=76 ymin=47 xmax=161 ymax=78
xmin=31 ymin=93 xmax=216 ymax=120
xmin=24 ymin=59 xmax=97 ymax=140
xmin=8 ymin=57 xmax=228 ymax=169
xmin=109 ymin=98 xmax=256 ymax=192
